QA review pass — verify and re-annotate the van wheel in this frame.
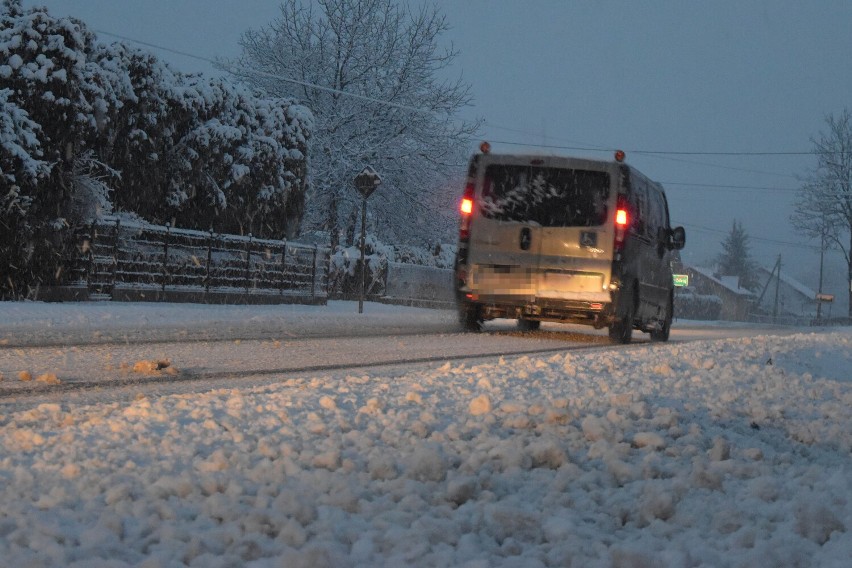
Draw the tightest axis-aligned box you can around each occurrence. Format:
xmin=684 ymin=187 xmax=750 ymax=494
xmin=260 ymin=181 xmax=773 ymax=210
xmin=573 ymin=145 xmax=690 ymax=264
xmin=650 ymin=292 xmax=673 ymax=342
xmin=608 ymin=286 xmax=635 ymax=344
xmin=459 ymin=305 xmax=482 ymax=332
xmin=517 ymin=318 xmax=541 ymax=331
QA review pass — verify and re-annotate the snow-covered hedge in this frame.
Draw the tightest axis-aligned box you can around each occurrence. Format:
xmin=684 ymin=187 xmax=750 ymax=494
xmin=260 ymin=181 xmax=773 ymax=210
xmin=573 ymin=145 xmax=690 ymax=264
xmin=0 ymin=2 xmax=311 ymax=299
xmin=674 ymin=288 xmax=723 ymax=321
xmin=328 ymin=236 xmax=456 ymax=298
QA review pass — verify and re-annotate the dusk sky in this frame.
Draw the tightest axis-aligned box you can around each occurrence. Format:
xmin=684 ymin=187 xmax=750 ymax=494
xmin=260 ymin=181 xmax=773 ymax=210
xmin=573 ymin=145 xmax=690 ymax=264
xmin=23 ymin=0 xmax=852 ymax=302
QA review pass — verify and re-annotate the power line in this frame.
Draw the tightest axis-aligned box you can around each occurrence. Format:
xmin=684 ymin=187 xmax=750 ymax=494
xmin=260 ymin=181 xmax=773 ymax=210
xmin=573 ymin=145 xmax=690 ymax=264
xmin=92 ymin=29 xmax=824 ymax=190
xmin=663 ymin=182 xmax=799 ymax=192
xmin=679 ymin=222 xmax=820 ymax=250
xmin=96 ymin=30 xmax=831 ymax=162
xmin=637 ymin=150 xmax=814 ymax=157
xmin=623 ymin=151 xmax=803 ymax=180
xmin=478 ymin=139 xmax=807 ymax=180
xmin=485 ymin=139 xmax=822 ymax=157
xmin=94 ymin=29 xmax=436 ymax=116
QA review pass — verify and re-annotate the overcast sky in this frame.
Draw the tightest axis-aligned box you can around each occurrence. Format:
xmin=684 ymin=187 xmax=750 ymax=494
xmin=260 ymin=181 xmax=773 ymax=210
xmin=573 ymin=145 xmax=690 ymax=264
xmin=23 ymin=0 xmax=852 ymax=298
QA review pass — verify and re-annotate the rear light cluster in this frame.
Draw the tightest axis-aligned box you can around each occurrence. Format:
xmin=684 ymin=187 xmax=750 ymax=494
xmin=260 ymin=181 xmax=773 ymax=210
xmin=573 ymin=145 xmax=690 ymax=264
xmin=459 ymin=180 xmax=475 ymax=242
xmin=613 ymin=195 xmax=630 ymax=252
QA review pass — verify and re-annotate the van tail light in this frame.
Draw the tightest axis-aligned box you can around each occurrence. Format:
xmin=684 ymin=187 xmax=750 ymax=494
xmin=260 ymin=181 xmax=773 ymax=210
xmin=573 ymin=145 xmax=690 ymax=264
xmin=459 ymin=180 xmax=475 ymax=242
xmin=614 ymin=195 xmax=630 ymax=251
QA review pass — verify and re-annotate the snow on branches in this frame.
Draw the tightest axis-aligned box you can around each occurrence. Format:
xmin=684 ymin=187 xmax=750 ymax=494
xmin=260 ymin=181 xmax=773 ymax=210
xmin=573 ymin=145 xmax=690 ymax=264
xmin=0 ymin=2 xmax=312 ymax=297
xmin=233 ymin=0 xmax=479 ymax=247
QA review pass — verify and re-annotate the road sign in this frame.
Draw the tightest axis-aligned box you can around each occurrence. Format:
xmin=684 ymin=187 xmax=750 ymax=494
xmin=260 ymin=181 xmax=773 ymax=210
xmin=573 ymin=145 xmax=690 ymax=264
xmin=673 ymin=274 xmax=689 ymax=287
xmin=354 ymin=166 xmax=382 ymax=314
xmin=354 ymin=166 xmax=382 ymax=198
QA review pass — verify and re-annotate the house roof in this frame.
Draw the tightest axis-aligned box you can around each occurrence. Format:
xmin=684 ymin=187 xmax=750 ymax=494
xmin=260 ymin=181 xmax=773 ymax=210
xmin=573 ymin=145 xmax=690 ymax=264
xmin=687 ymin=266 xmax=755 ymax=297
xmin=754 ymin=265 xmax=817 ymax=300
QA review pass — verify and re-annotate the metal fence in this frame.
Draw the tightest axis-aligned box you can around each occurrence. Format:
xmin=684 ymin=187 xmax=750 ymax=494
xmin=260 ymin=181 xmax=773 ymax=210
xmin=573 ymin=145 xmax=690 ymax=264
xmin=72 ymin=218 xmax=330 ymax=303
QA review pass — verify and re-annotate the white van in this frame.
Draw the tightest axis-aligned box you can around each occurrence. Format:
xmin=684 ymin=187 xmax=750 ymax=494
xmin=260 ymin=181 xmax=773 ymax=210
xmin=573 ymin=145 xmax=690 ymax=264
xmin=454 ymin=145 xmax=686 ymax=343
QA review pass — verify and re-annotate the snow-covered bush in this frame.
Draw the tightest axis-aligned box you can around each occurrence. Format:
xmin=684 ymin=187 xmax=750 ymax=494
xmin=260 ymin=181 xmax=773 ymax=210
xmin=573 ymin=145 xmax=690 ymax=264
xmin=327 ymin=234 xmax=455 ymax=297
xmin=674 ymin=288 xmax=723 ymax=320
xmin=391 ymin=242 xmax=456 ymax=269
xmin=67 ymin=151 xmax=116 ymax=224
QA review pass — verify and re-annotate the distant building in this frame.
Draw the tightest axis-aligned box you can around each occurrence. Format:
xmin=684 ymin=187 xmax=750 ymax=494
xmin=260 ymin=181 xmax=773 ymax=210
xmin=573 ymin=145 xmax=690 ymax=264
xmin=752 ymin=265 xmax=818 ymax=320
xmin=684 ymin=266 xmax=755 ymax=321
xmin=679 ymin=264 xmax=820 ymax=323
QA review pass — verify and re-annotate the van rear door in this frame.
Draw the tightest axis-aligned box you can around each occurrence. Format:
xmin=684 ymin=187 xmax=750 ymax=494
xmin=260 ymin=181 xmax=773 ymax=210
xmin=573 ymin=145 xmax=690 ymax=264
xmin=533 ymin=165 xmax=614 ymax=302
xmin=467 ymin=157 xmax=615 ymax=303
xmin=466 ymin=159 xmax=540 ymax=298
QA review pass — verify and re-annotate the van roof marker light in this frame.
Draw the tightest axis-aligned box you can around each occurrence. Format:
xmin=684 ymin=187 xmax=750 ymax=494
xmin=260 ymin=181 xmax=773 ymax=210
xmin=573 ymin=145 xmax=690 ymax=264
xmin=614 ymin=149 xmax=626 ymax=162
xmin=480 ymin=141 xmax=491 ymax=154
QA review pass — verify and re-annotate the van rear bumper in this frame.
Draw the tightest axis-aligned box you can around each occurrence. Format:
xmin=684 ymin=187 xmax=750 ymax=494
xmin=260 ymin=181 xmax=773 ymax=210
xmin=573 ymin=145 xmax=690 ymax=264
xmin=457 ymin=292 xmax=617 ymax=329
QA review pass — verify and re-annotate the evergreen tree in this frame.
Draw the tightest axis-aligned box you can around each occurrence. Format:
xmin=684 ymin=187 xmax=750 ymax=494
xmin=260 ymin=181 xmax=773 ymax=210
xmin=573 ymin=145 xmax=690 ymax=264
xmin=715 ymin=220 xmax=759 ymax=291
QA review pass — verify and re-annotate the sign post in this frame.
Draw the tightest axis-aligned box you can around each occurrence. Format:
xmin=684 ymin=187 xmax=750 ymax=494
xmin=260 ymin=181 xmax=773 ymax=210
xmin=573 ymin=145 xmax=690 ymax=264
xmin=353 ymin=166 xmax=382 ymax=314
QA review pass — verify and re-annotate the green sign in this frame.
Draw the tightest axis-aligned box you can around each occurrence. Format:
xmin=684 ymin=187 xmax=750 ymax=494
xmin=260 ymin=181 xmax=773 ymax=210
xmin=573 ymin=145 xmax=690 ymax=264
xmin=673 ymin=274 xmax=689 ymax=287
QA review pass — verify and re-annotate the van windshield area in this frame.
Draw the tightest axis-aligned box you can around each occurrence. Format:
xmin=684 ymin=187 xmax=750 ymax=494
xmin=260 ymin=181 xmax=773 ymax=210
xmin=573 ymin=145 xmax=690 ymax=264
xmin=480 ymin=165 xmax=610 ymax=227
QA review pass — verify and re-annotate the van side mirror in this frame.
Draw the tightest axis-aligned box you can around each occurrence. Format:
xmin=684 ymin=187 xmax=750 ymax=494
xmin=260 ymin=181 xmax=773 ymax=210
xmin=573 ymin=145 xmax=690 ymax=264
xmin=669 ymin=226 xmax=686 ymax=250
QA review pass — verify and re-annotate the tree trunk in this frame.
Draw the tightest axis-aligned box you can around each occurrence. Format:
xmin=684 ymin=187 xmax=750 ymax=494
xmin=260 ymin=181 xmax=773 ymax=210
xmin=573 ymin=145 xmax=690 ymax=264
xmin=345 ymin=207 xmax=359 ymax=247
xmin=848 ymin=232 xmax=852 ymax=318
xmin=326 ymin=195 xmax=339 ymax=250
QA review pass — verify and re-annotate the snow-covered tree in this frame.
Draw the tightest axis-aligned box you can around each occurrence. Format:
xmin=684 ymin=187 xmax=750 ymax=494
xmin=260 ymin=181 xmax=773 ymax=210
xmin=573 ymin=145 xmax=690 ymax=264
xmin=0 ymin=88 xmax=46 ymax=191
xmin=231 ymin=0 xmax=480 ymax=247
xmin=128 ymin=74 xmax=312 ymax=238
xmin=0 ymin=2 xmax=312 ymax=297
xmin=0 ymin=2 xmax=107 ymax=297
xmin=715 ymin=220 xmax=759 ymax=292
xmin=791 ymin=109 xmax=852 ymax=317
xmin=0 ymin=87 xmax=48 ymax=298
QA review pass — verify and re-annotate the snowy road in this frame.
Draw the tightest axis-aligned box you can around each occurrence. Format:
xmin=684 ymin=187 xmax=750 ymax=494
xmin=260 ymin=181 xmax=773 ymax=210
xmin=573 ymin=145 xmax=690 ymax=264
xmin=0 ymin=330 xmax=600 ymax=400
xmin=0 ymin=301 xmax=801 ymax=403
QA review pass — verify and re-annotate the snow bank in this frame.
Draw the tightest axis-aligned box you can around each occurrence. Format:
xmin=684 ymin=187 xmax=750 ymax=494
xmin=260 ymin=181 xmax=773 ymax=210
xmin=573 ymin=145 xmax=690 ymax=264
xmin=0 ymin=308 xmax=849 ymax=566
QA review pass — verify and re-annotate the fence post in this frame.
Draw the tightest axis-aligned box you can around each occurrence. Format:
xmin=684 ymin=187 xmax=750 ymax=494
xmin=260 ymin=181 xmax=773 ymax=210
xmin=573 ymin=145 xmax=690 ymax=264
xmin=324 ymin=246 xmax=332 ymax=298
xmin=86 ymin=220 xmax=97 ymax=291
xmin=279 ymin=241 xmax=288 ymax=295
xmin=383 ymin=258 xmax=390 ymax=296
xmin=244 ymin=233 xmax=253 ymax=294
xmin=110 ymin=218 xmax=120 ymax=296
xmin=161 ymin=222 xmax=170 ymax=295
xmin=205 ymin=228 xmax=214 ymax=297
xmin=311 ymin=245 xmax=318 ymax=301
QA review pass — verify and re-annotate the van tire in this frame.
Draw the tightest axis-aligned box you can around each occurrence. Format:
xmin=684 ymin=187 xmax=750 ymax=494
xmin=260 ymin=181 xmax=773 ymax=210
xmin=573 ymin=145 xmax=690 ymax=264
xmin=459 ymin=305 xmax=482 ymax=332
xmin=608 ymin=285 xmax=635 ymax=344
xmin=517 ymin=318 xmax=541 ymax=331
xmin=650 ymin=292 xmax=673 ymax=342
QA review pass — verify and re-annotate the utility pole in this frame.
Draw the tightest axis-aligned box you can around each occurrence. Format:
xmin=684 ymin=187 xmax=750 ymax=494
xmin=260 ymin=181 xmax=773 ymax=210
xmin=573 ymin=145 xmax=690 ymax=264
xmin=772 ymin=254 xmax=781 ymax=322
xmin=817 ymin=224 xmax=826 ymax=321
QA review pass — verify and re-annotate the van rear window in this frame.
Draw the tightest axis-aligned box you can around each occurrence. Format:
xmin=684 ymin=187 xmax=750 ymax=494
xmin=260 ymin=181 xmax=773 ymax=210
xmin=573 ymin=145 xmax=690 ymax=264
xmin=481 ymin=165 xmax=610 ymax=227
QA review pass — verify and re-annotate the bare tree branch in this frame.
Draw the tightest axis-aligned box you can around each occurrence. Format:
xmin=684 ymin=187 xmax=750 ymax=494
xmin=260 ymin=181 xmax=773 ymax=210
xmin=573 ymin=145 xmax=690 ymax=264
xmin=227 ymin=0 xmax=481 ymax=246
xmin=791 ymin=109 xmax=852 ymax=316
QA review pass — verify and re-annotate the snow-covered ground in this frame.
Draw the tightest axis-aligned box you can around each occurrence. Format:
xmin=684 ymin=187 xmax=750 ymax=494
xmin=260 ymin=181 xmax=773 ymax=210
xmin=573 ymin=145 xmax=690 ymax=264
xmin=0 ymin=301 xmax=850 ymax=567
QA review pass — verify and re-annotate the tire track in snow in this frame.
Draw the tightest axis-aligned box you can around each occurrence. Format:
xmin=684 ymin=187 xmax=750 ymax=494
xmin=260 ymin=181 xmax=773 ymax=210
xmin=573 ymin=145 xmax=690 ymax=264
xmin=0 ymin=331 xmax=653 ymax=402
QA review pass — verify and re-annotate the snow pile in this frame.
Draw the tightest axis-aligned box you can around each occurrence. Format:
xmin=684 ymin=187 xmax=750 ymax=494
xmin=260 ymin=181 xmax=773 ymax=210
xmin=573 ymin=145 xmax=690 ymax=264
xmin=0 ymin=324 xmax=849 ymax=566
